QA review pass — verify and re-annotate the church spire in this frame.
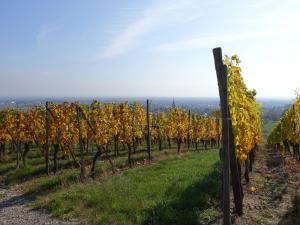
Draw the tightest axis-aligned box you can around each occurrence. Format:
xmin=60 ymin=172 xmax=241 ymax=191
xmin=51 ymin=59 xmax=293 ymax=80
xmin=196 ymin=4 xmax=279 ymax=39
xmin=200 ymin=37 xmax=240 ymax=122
xmin=172 ymin=98 xmax=176 ymax=108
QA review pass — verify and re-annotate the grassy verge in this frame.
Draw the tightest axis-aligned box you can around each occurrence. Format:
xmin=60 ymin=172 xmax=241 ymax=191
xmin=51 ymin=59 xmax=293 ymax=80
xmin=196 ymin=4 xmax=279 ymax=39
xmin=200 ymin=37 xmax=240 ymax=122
xmin=0 ymin=144 xmax=210 ymax=186
xmin=262 ymin=119 xmax=277 ymax=143
xmin=0 ymin=142 xmax=210 ymax=185
xmin=22 ymin=150 xmax=220 ymax=225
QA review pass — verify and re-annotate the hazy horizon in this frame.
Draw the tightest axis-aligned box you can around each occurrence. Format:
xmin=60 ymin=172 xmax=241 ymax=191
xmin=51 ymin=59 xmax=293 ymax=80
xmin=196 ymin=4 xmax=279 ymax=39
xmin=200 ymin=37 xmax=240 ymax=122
xmin=0 ymin=96 xmax=294 ymax=101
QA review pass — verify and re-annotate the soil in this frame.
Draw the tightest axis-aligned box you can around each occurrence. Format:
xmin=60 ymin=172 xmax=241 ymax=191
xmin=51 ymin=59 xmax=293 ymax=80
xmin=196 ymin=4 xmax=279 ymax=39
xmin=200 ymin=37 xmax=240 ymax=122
xmin=233 ymin=145 xmax=300 ymax=225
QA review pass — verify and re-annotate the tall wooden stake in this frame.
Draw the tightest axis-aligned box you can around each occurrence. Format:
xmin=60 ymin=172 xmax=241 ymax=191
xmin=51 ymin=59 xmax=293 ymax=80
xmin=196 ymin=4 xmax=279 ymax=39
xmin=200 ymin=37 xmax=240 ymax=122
xmin=146 ymin=99 xmax=151 ymax=161
xmin=76 ymin=105 xmax=85 ymax=179
xmin=16 ymin=112 xmax=20 ymax=169
xmin=213 ymin=47 xmax=231 ymax=225
xmin=187 ymin=109 xmax=191 ymax=150
xmin=45 ymin=102 xmax=50 ymax=175
xmin=216 ymin=114 xmax=220 ymax=147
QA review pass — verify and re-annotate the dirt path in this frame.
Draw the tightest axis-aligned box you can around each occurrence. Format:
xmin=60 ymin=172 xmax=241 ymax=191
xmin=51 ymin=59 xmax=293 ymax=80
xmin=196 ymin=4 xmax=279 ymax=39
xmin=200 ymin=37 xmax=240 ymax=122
xmin=234 ymin=145 xmax=300 ymax=225
xmin=0 ymin=184 xmax=80 ymax=225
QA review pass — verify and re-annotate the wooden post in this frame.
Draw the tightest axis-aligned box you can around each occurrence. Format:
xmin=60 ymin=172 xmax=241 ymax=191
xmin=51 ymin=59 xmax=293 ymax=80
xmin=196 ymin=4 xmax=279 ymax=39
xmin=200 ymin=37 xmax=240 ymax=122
xmin=244 ymin=157 xmax=249 ymax=183
xmin=216 ymin=114 xmax=220 ymax=147
xmin=214 ymin=48 xmax=243 ymax=217
xmin=16 ymin=112 xmax=20 ymax=169
xmin=249 ymin=150 xmax=253 ymax=172
xmin=292 ymin=104 xmax=296 ymax=159
xmin=157 ymin=112 xmax=162 ymax=151
xmin=45 ymin=102 xmax=50 ymax=175
xmin=187 ymin=109 xmax=191 ymax=150
xmin=146 ymin=99 xmax=151 ymax=161
xmin=213 ymin=47 xmax=231 ymax=225
xmin=76 ymin=105 xmax=85 ymax=179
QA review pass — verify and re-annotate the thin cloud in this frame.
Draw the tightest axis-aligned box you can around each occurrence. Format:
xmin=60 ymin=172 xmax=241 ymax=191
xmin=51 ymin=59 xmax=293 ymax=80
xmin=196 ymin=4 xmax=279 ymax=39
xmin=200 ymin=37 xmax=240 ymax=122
xmin=36 ymin=25 xmax=61 ymax=44
xmin=98 ymin=0 xmax=194 ymax=59
xmin=152 ymin=31 xmax=270 ymax=52
xmin=152 ymin=13 xmax=300 ymax=52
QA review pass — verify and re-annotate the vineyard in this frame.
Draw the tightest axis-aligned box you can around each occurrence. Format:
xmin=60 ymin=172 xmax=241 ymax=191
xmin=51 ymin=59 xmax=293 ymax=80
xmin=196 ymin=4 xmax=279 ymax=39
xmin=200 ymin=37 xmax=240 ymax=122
xmin=0 ymin=101 xmax=220 ymax=178
xmin=268 ymin=95 xmax=300 ymax=160
xmin=0 ymin=50 xmax=299 ymax=225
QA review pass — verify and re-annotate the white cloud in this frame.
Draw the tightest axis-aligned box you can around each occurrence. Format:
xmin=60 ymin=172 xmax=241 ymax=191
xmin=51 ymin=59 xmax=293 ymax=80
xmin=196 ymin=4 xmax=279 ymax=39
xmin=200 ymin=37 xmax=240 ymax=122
xmin=98 ymin=0 xmax=194 ymax=59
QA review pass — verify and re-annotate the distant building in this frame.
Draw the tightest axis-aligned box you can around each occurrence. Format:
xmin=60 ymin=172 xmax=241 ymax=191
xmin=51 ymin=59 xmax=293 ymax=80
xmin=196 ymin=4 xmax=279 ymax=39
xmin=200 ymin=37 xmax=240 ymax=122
xmin=172 ymin=98 xmax=176 ymax=108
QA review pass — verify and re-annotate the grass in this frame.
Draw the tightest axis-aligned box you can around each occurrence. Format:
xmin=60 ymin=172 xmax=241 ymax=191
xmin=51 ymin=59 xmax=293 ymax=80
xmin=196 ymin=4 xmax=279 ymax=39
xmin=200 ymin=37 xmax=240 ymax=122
xmin=262 ymin=119 xmax=277 ymax=143
xmin=0 ymin=142 xmax=210 ymax=186
xmin=21 ymin=149 xmax=220 ymax=225
xmin=0 ymin=143 xmax=221 ymax=224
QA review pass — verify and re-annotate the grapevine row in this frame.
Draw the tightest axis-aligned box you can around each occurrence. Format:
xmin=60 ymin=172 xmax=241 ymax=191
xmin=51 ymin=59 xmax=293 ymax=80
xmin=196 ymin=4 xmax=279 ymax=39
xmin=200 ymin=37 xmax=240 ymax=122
xmin=214 ymin=51 xmax=262 ymax=218
xmin=268 ymin=95 xmax=300 ymax=160
xmin=0 ymin=101 xmax=220 ymax=177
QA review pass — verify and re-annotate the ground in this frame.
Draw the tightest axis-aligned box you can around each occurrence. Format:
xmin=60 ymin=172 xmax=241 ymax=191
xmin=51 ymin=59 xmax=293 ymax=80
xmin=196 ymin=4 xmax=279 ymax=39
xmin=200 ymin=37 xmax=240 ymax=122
xmin=0 ymin=145 xmax=299 ymax=225
xmin=0 ymin=148 xmax=221 ymax=225
xmin=0 ymin=184 xmax=79 ymax=225
xmin=233 ymin=145 xmax=300 ymax=225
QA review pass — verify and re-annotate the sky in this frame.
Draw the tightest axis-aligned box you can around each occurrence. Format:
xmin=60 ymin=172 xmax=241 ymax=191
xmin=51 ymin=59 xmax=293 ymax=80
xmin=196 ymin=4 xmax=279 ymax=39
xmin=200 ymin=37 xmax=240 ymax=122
xmin=0 ymin=0 xmax=300 ymax=99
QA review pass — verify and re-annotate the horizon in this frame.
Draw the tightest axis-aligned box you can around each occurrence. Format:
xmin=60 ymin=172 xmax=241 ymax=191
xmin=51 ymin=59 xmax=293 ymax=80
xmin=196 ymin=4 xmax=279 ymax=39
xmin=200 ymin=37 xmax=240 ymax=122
xmin=0 ymin=95 xmax=294 ymax=101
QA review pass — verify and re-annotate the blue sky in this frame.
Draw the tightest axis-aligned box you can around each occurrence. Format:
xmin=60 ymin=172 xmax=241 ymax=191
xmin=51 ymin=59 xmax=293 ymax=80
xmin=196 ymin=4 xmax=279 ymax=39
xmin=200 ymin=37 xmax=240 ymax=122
xmin=0 ymin=0 xmax=300 ymax=98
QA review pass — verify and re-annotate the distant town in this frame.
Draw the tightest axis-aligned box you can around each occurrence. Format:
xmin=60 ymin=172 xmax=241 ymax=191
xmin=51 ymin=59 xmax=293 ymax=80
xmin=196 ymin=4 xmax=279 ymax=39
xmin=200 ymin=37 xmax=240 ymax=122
xmin=0 ymin=97 xmax=292 ymax=121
